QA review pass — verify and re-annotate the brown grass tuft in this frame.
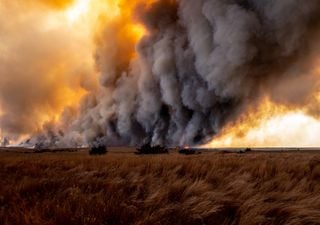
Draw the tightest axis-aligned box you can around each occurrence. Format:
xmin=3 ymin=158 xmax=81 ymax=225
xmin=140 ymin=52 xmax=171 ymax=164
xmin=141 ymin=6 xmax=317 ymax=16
xmin=0 ymin=151 xmax=319 ymax=225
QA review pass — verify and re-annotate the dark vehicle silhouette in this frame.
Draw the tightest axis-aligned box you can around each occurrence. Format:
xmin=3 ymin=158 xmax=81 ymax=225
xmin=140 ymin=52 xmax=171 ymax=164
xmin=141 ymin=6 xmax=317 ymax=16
xmin=179 ymin=148 xmax=202 ymax=155
xmin=89 ymin=145 xmax=108 ymax=155
xmin=136 ymin=143 xmax=169 ymax=154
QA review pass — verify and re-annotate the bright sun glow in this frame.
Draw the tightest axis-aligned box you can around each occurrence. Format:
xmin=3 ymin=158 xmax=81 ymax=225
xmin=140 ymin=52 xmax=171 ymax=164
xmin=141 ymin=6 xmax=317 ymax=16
xmin=66 ymin=0 xmax=90 ymax=24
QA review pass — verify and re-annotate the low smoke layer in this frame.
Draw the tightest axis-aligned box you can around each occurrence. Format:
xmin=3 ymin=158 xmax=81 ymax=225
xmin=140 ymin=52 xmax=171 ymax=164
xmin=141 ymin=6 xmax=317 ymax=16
xmin=1 ymin=0 xmax=320 ymax=147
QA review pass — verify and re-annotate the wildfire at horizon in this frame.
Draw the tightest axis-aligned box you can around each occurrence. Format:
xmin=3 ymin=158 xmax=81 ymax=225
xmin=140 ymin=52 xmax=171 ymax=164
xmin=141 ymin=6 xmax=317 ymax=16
xmin=0 ymin=0 xmax=320 ymax=148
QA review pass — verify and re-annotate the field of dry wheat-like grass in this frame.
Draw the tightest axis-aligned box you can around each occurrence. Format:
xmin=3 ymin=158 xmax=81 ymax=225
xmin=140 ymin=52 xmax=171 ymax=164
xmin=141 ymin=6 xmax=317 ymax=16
xmin=0 ymin=150 xmax=319 ymax=225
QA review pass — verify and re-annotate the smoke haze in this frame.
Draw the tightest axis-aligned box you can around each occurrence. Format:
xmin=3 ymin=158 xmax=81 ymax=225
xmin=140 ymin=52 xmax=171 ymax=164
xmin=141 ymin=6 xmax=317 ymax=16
xmin=0 ymin=1 xmax=96 ymax=139
xmin=1 ymin=0 xmax=320 ymax=147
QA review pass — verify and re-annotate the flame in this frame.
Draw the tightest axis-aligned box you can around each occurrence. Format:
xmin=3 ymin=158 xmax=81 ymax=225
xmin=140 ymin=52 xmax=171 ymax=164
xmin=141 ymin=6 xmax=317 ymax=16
xmin=204 ymin=58 xmax=320 ymax=148
xmin=204 ymin=98 xmax=320 ymax=148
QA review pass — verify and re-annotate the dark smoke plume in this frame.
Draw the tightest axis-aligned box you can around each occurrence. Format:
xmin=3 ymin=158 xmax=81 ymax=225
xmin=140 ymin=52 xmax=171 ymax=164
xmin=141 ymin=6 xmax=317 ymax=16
xmin=36 ymin=0 xmax=320 ymax=147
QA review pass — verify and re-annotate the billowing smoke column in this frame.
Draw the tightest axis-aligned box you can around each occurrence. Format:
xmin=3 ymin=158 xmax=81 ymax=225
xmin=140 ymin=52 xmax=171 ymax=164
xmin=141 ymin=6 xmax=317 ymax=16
xmin=36 ymin=0 xmax=320 ymax=147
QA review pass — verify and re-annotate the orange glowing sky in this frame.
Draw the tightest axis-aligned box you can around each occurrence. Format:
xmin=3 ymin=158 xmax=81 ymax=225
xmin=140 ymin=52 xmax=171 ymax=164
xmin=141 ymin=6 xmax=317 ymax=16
xmin=0 ymin=0 xmax=147 ymax=139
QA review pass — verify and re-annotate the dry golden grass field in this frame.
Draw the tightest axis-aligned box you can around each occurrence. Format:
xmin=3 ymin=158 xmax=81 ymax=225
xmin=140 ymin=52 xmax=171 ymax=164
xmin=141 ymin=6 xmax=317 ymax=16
xmin=0 ymin=149 xmax=320 ymax=225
